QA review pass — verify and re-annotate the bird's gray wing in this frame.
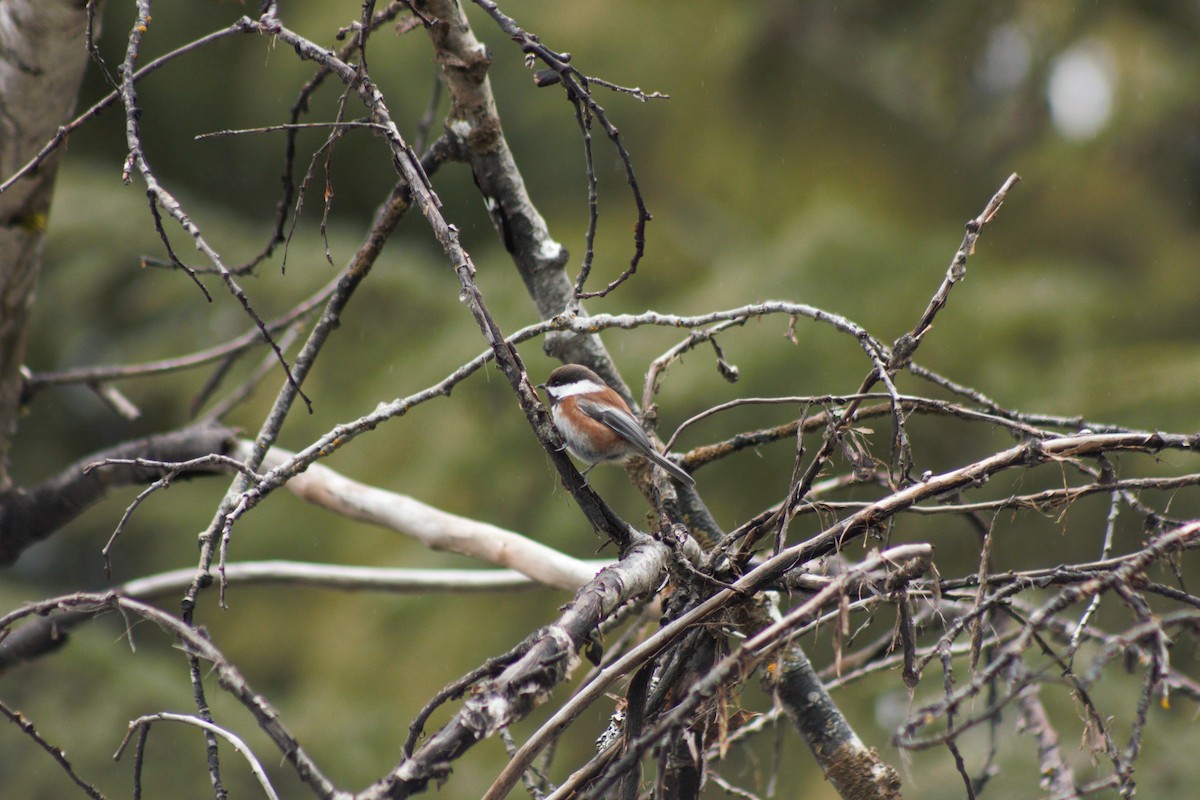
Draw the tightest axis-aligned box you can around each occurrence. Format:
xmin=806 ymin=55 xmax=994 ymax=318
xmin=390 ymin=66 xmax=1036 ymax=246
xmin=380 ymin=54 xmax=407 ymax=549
xmin=576 ymin=399 xmax=658 ymax=457
xmin=577 ymin=399 xmax=694 ymax=485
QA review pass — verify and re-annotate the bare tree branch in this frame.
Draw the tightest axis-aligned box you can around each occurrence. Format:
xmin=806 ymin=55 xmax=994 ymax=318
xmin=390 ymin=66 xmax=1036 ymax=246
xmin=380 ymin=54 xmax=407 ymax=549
xmin=361 ymin=536 xmax=671 ymax=799
xmin=115 ymin=713 xmax=281 ymax=800
xmin=0 ymin=561 xmax=600 ymax=672
xmin=240 ymin=441 xmax=604 ymax=590
xmin=0 ymin=698 xmax=105 ymax=799
xmin=0 ymin=424 xmax=236 ymax=565
xmin=3 ymin=6 xmax=1198 ymax=800
xmin=0 ymin=592 xmax=350 ymax=799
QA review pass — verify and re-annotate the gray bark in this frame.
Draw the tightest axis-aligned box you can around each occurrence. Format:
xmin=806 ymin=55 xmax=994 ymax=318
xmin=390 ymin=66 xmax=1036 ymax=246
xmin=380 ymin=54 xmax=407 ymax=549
xmin=0 ymin=0 xmax=98 ymax=487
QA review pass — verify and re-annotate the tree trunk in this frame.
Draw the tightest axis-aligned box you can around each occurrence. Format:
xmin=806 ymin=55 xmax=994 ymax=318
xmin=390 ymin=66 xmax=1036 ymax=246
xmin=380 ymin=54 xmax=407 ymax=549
xmin=0 ymin=0 xmax=99 ymax=488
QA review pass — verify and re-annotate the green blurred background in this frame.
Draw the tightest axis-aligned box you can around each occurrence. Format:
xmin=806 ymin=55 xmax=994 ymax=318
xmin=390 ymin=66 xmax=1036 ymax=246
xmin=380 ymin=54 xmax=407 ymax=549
xmin=3 ymin=2 xmax=1200 ymax=798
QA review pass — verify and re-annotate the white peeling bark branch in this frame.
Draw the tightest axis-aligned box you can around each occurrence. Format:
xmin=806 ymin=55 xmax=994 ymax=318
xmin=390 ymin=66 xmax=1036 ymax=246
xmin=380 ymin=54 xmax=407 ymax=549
xmin=0 ymin=561 xmax=581 ymax=671
xmin=237 ymin=440 xmax=606 ymax=591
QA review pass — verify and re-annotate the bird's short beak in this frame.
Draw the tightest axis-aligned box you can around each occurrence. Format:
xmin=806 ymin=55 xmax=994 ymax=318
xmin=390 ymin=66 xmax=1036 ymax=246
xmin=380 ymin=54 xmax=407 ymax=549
xmin=536 ymin=382 xmax=546 ymax=391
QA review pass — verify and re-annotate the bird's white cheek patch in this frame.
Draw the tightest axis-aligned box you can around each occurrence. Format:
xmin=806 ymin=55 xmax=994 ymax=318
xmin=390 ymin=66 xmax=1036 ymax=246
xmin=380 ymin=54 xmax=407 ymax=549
xmin=547 ymin=380 xmax=607 ymax=399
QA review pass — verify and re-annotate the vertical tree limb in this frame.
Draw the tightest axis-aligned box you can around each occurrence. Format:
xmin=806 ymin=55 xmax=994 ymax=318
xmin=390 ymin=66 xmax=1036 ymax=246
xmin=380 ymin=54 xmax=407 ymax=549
xmin=0 ymin=0 xmax=99 ymax=489
xmin=421 ymin=0 xmax=619 ymax=382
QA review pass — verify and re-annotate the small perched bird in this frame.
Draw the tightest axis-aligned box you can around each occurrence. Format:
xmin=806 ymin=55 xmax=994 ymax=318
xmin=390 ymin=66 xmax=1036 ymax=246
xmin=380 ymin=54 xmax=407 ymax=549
xmin=539 ymin=364 xmax=695 ymax=486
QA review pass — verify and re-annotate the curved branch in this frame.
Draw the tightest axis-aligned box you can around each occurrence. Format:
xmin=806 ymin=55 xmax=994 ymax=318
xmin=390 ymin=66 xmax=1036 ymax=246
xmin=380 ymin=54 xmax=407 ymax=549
xmin=0 ymin=423 xmax=237 ymax=565
xmin=241 ymin=441 xmax=603 ymax=590
xmin=0 ymin=593 xmax=350 ymax=799
xmin=115 ymin=713 xmax=282 ymax=800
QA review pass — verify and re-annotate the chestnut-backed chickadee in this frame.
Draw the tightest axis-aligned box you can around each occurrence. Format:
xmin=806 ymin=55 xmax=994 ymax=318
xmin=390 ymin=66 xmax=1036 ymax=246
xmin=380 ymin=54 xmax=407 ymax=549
xmin=539 ymin=364 xmax=695 ymax=486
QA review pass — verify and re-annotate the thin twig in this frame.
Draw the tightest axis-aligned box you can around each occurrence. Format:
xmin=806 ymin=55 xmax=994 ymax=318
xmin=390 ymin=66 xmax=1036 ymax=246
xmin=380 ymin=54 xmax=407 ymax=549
xmin=0 ymin=700 xmax=106 ymax=799
xmin=115 ymin=713 xmax=281 ymax=800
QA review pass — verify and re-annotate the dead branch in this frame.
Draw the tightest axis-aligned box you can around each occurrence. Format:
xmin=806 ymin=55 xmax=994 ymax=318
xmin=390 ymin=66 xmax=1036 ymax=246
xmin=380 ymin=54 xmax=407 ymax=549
xmin=0 ymin=423 xmax=236 ymax=565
